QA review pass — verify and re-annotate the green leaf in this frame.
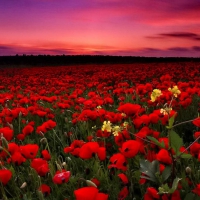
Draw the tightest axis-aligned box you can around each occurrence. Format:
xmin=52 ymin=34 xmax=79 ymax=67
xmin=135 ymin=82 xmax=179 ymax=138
xmin=140 ymin=160 xmax=160 ymax=183
xmin=169 ymin=177 xmax=182 ymax=193
xmin=162 ymin=166 xmax=171 ymax=182
xmin=184 ymin=193 xmax=195 ymax=200
xmin=167 ymin=114 xmax=176 ymax=129
xmin=146 ymin=136 xmax=165 ymax=148
xmin=169 ymin=130 xmax=183 ymax=155
xmin=180 ymin=153 xmax=192 ymax=159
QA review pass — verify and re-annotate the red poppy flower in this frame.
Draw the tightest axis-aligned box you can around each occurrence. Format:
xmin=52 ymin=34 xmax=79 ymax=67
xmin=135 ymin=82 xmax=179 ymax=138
xmin=108 ymin=153 xmax=127 ymax=171
xmin=22 ymin=125 xmax=34 ymax=136
xmin=74 ymin=187 xmax=108 ymax=200
xmin=156 ymin=149 xmax=172 ymax=165
xmin=20 ymin=144 xmax=39 ymax=159
xmin=53 ymin=170 xmax=70 ymax=184
xmin=97 ymin=147 xmax=106 ymax=161
xmin=120 ymin=140 xmax=141 ymax=158
xmin=118 ymin=103 xmax=141 ymax=116
xmin=31 ymin=158 xmax=49 ymax=176
xmin=144 ymin=187 xmax=159 ymax=200
xmin=38 ymin=184 xmax=51 ymax=196
xmin=193 ymin=117 xmax=200 ymax=127
xmin=10 ymin=152 xmax=26 ymax=165
xmin=118 ymin=186 xmax=129 ymax=200
xmin=192 ymin=184 xmax=200 ymax=196
xmin=118 ymin=173 xmax=129 ymax=185
xmin=41 ymin=150 xmax=51 ymax=161
xmin=79 ymin=142 xmax=99 ymax=160
xmin=0 ymin=169 xmax=12 ymax=185
xmin=8 ymin=142 xmax=19 ymax=155
xmin=0 ymin=127 xmax=13 ymax=141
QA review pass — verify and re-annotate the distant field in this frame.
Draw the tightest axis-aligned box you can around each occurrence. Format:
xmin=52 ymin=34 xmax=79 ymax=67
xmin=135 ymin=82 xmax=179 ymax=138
xmin=1 ymin=63 xmax=200 ymax=199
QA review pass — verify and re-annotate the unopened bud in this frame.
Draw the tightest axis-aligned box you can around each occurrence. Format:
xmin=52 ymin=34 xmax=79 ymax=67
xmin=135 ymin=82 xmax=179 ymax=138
xmin=7 ymin=122 xmax=13 ymax=130
xmin=55 ymin=161 xmax=62 ymax=171
xmin=19 ymin=111 xmax=22 ymax=117
xmin=1 ymin=136 xmax=8 ymax=149
xmin=186 ymin=166 xmax=192 ymax=174
xmin=20 ymin=182 xmax=27 ymax=189
xmin=86 ymin=180 xmax=97 ymax=188
xmin=40 ymin=138 xmax=47 ymax=144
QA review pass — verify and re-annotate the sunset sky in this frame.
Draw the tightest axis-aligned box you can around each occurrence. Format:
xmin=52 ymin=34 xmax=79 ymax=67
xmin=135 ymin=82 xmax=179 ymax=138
xmin=0 ymin=0 xmax=200 ymax=57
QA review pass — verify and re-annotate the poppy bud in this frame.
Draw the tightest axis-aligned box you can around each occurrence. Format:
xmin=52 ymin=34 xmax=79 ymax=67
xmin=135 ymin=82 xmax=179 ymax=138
xmin=86 ymin=180 xmax=97 ymax=188
xmin=186 ymin=166 xmax=192 ymax=174
xmin=1 ymin=136 xmax=8 ymax=149
xmin=20 ymin=182 xmax=27 ymax=189
xmin=40 ymin=138 xmax=47 ymax=144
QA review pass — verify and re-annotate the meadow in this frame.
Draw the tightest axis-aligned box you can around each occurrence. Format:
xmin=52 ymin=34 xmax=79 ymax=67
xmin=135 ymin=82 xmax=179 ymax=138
xmin=1 ymin=62 xmax=200 ymax=199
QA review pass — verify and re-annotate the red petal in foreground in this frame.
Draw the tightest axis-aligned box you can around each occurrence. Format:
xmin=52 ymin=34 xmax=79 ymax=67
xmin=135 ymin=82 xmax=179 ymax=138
xmin=53 ymin=170 xmax=70 ymax=184
xmin=74 ymin=187 xmax=98 ymax=200
xmin=0 ymin=169 xmax=12 ymax=185
xmin=121 ymin=140 xmax=141 ymax=158
xmin=38 ymin=184 xmax=51 ymax=197
xmin=193 ymin=118 xmax=200 ymax=127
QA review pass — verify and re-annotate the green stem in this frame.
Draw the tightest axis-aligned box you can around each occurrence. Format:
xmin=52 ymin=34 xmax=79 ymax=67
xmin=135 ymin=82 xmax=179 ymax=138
xmin=172 ymin=119 xmax=195 ymax=129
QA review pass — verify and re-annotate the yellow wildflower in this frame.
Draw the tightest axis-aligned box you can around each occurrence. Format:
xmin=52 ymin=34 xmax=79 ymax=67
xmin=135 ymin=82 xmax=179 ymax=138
xmin=123 ymin=121 xmax=129 ymax=129
xmin=168 ymin=86 xmax=181 ymax=97
xmin=160 ymin=107 xmax=172 ymax=115
xmin=121 ymin=113 xmax=126 ymax=117
xmin=151 ymin=89 xmax=162 ymax=102
xmin=112 ymin=126 xmax=121 ymax=137
xmin=101 ymin=121 xmax=112 ymax=132
xmin=97 ymin=105 xmax=102 ymax=109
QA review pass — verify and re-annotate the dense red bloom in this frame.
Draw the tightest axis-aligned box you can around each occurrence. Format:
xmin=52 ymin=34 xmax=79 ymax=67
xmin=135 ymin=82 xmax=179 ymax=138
xmin=118 ymin=103 xmax=141 ymax=116
xmin=0 ymin=127 xmax=13 ymax=141
xmin=74 ymin=187 xmax=108 ymax=200
xmin=79 ymin=142 xmax=99 ymax=160
xmin=36 ymin=110 xmax=47 ymax=117
xmin=10 ymin=152 xmax=26 ymax=165
xmin=53 ymin=170 xmax=70 ymax=184
xmin=144 ymin=187 xmax=159 ymax=200
xmin=0 ymin=169 xmax=12 ymax=185
xmin=20 ymin=144 xmax=39 ymax=159
xmin=156 ymin=149 xmax=172 ymax=165
xmin=133 ymin=115 xmax=150 ymax=129
xmin=192 ymin=184 xmax=200 ymax=196
xmin=41 ymin=150 xmax=51 ymax=161
xmin=118 ymin=173 xmax=129 ymax=185
xmin=108 ymin=153 xmax=127 ymax=171
xmin=158 ymin=137 xmax=169 ymax=149
xmin=120 ymin=140 xmax=141 ymax=158
xmin=193 ymin=117 xmax=200 ymax=127
xmin=118 ymin=186 xmax=129 ymax=200
xmin=97 ymin=147 xmax=106 ymax=161
xmin=190 ymin=142 xmax=200 ymax=157
xmin=38 ymin=184 xmax=51 ymax=196
xmin=31 ymin=158 xmax=49 ymax=176
xmin=8 ymin=142 xmax=19 ymax=155
xmin=22 ymin=124 xmax=34 ymax=136
xmin=162 ymin=190 xmax=181 ymax=200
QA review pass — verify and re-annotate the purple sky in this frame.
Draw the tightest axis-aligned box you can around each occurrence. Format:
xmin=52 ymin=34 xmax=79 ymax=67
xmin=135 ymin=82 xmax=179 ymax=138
xmin=0 ymin=0 xmax=200 ymax=57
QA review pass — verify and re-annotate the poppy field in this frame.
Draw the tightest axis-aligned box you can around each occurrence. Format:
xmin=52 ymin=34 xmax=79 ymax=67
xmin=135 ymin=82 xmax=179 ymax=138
xmin=1 ymin=62 xmax=200 ymax=200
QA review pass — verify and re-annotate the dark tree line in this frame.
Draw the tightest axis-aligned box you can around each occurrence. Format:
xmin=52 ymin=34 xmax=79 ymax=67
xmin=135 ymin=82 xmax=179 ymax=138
xmin=0 ymin=55 xmax=200 ymax=66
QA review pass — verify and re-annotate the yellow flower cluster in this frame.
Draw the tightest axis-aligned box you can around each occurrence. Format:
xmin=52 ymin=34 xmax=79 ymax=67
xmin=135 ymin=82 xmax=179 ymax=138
xmin=151 ymin=89 xmax=162 ymax=102
xmin=160 ymin=107 xmax=172 ymax=115
xmin=112 ymin=126 xmax=121 ymax=136
xmin=168 ymin=86 xmax=181 ymax=97
xmin=101 ymin=121 xmax=126 ymax=137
